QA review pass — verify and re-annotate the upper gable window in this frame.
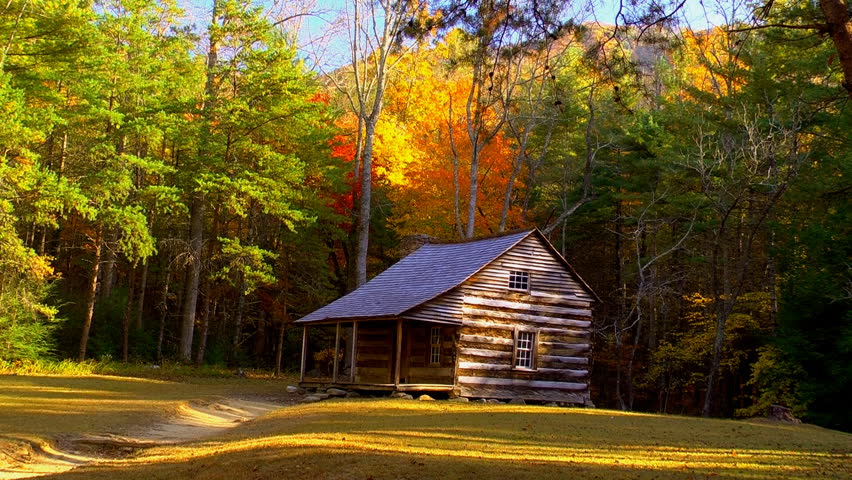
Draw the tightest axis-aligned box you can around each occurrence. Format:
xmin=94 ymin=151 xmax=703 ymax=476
xmin=508 ymin=270 xmax=529 ymax=291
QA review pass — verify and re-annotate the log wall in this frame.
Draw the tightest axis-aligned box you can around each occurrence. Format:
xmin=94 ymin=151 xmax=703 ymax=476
xmin=455 ymin=234 xmax=594 ymax=404
xmin=354 ymin=321 xmax=394 ymax=383
xmin=402 ymin=289 xmax=465 ymax=324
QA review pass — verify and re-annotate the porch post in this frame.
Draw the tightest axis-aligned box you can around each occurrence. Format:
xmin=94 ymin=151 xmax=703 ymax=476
xmin=299 ymin=325 xmax=307 ymax=382
xmin=350 ymin=321 xmax=358 ymax=382
xmin=332 ymin=321 xmax=341 ymax=383
xmin=394 ymin=319 xmax=403 ymax=387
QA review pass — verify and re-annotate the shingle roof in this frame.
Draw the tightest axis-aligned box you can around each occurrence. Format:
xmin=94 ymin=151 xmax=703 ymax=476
xmin=296 ymin=230 xmax=535 ymax=323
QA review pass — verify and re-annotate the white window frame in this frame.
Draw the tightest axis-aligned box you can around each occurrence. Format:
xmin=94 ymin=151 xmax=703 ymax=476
xmin=513 ymin=328 xmax=538 ymax=371
xmin=508 ymin=270 xmax=530 ymax=291
xmin=429 ymin=326 xmax=441 ymax=365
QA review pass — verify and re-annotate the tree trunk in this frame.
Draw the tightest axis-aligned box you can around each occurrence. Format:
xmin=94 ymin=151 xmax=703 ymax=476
xmin=122 ymin=265 xmax=137 ymax=362
xmin=768 ymin=238 xmax=778 ymax=329
xmin=703 ymin=205 xmax=733 ymax=417
xmin=58 ymin=131 xmax=67 ymax=178
xmin=156 ymin=262 xmax=171 ymax=363
xmin=345 ymin=0 xmax=410 ymax=286
xmin=462 ymin=42 xmax=487 ymax=240
xmin=38 ymin=227 xmax=47 ymax=256
xmin=704 ymin=300 xmax=732 ymax=417
xmin=253 ymin=310 xmax=267 ymax=363
xmin=613 ymin=199 xmax=626 ymax=410
xmin=465 ymin=146 xmax=480 ymax=239
xmin=355 ymin=118 xmax=377 ymax=287
xmin=195 ymin=278 xmax=211 ymax=366
xmin=99 ymin=228 xmax=118 ymax=301
xmin=499 ymin=153 xmax=524 ymax=232
xmin=178 ymin=0 xmax=218 ymax=361
xmin=447 ymin=99 xmax=465 ymax=239
xmin=230 ymin=274 xmax=247 ymax=364
xmin=275 ymin=301 xmax=288 ymax=377
xmin=819 ymin=0 xmax=852 ymax=96
xmin=352 ymin=115 xmax=364 ymax=182
xmin=195 ymin=202 xmax=220 ymax=366
xmin=134 ymin=216 xmax=153 ymax=331
xmin=452 ymin=153 xmax=464 ymax=238
xmin=627 ymin=305 xmax=643 ymax=410
xmin=614 ymin=327 xmax=626 ymax=410
xmin=134 ymin=259 xmax=148 ymax=330
xmin=79 ymin=222 xmax=103 ymax=361
xmin=179 ymin=193 xmax=204 ymax=362
xmin=0 ymin=0 xmax=28 ymax=70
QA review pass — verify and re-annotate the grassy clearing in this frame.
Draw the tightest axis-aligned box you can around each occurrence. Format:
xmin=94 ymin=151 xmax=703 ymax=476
xmin=0 ymin=359 xmax=280 ymax=380
xmin=0 ymin=374 xmax=293 ymax=443
xmin=0 ymin=375 xmax=843 ymax=480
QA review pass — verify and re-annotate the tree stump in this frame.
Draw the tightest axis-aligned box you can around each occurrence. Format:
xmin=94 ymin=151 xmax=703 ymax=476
xmin=768 ymin=404 xmax=801 ymax=424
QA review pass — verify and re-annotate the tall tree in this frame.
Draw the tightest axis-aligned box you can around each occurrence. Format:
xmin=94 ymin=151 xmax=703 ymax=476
xmin=72 ymin=0 xmax=188 ymax=360
xmin=437 ymin=0 xmax=570 ymax=238
xmin=328 ymin=0 xmax=425 ymax=286
xmin=627 ymin=0 xmax=852 ymax=96
xmin=177 ymin=0 xmax=222 ymax=362
xmin=179 ymin=0 xmax=332 ymax=363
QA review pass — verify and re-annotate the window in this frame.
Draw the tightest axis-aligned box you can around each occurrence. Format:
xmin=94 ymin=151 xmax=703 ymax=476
xmin=429 ymin=327 xmax=441 ymax=365
xmin=508 ymin=270 xmax=530 ymax=291
xmin=514 ymin=330 xmax=537 ymax=369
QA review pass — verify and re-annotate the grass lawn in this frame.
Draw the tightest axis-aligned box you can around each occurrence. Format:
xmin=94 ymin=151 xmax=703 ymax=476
xmin=0 ymin=374 xmax=291 ymax=442
xmin=2 ymin=375 xmax=850 ymax=479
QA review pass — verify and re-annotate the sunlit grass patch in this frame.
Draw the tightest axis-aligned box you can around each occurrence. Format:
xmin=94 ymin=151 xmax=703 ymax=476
xmin=1 ymin=376 xmax=848 ymax=479
xmin=0 ymin=374 xmax=292 ymax=440
xmin=0 ymin=358 xmax=281 ymax=381
xmin=51 ymin=398 xmax=852 ymax=480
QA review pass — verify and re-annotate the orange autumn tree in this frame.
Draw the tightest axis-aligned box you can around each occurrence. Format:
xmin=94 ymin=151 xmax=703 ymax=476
xmin=675 ymin=27 xmax=748 ymax=100
xmin=329 ymin=31 xmax=526 ymax=241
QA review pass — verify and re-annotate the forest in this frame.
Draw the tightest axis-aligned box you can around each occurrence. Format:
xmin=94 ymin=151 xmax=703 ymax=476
xmin=0 ymin=0 xmax=849 ymax=432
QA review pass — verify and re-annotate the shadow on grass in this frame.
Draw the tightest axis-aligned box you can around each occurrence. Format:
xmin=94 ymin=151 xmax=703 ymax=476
xmin=30 ymin=446 xmax=720 ymax=480
xmin=0 ymin=375 xmax=289 ymax=441
xmin=35 ymin=440 xmax=852 ymax=480
xmin=36 ymin=399 xmax=852 ymax=480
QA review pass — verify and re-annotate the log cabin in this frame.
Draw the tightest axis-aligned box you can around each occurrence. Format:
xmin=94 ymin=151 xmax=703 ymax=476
xmin=296 ymin=229 xmax=599 ymax=405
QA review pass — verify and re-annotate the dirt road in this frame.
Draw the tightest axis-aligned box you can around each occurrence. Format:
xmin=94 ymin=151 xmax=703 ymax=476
xmin=0 ymin=397 xmax=282 ymax=479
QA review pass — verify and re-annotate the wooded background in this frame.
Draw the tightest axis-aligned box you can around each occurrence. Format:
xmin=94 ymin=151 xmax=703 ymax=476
xmin=0 ymin=0 xmax=849 ymax=431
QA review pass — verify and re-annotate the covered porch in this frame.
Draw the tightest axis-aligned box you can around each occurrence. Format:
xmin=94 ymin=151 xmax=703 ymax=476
xmin=298 ymin=318 xmax=457 ymax=392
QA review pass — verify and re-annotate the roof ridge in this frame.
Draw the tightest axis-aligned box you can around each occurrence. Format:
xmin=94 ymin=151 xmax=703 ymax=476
xmin=295 ymin=228 xmax=599 ymax=324
xmin=421 ymin=228 xmax=536 ymax=246
xmin=395 ymin=230 xmax=536 ymax=315
xmin=295 ymin=230 xmax=535 ymax=324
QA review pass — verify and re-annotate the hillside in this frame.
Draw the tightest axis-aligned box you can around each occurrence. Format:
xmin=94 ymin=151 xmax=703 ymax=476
xmin=1 ymin=375 xmax=850 ymax=479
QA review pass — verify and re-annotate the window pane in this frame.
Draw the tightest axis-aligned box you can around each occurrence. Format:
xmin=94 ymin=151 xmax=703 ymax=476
xmin=515 ymin=331 xmax=535 ymax=369
xmin=508 ymin=271 xmax=529 ymax=290
xmin=430 ymin=327 xmax=441 ymax=364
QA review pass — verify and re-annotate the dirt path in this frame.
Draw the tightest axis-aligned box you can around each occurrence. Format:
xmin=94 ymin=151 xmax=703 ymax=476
xmin=0 ymin=397 xmax=284 ymax=479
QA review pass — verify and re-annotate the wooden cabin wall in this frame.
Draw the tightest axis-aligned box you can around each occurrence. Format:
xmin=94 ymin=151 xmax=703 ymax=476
xmin=464 ymin=235 xmax=594 ymax=300
xmin=456 ymin=235 xmax=594 ymax=404
xmin=354 ymin=321 xmax=394 ymax=383
xmin=402 ymin=290 xmax=465 ymax=324
xmin=403 ymin=323 xmax=456 ymax=385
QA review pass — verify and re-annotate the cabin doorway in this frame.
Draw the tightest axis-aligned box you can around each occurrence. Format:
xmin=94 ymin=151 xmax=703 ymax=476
xmin=400 ymin=322 xmax=455 ymax=385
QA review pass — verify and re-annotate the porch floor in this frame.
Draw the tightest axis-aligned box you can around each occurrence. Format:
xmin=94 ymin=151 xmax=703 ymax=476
xmin=299 ymin=381 xmax=455 ymax=392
